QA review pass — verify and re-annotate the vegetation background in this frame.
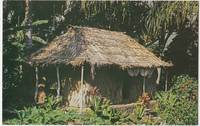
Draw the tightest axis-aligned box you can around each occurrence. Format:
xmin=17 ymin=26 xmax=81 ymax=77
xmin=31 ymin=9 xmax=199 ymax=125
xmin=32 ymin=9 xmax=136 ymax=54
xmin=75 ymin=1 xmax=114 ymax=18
xmin=3 ymin=1 xmax=198 ymax=125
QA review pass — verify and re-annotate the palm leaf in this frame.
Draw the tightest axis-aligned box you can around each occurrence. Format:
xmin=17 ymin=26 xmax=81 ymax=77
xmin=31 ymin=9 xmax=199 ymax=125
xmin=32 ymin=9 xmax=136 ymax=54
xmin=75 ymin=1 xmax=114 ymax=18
xmin=32 ymin=36 xmax=47 ymax=45
xmin=32 ymin=20 xmax=48 ymax=26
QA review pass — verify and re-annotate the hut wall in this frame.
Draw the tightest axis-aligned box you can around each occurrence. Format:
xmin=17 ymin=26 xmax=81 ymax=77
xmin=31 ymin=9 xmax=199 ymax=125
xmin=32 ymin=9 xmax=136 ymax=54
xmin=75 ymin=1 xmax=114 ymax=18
xmin=37 ymin=64 xmax=159 ymax=107
xmin=61 ymin=65 xmax=124 ymax=107
xmin=61 ymin=65 xmax=158 ymax=107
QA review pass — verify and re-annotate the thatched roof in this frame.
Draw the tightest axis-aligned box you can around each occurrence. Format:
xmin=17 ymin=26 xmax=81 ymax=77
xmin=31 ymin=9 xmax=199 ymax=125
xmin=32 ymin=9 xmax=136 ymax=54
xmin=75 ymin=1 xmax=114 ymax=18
xmin=29 ymin=26 xmax=172 ymax=68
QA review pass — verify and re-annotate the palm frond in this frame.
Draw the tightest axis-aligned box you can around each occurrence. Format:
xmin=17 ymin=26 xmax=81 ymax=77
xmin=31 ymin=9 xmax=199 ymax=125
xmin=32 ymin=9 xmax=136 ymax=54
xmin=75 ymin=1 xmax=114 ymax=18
xmin=32 ymin=20 xmax=48 ymax=26
xmin=32 ymin=36 xmax=47 ymax=45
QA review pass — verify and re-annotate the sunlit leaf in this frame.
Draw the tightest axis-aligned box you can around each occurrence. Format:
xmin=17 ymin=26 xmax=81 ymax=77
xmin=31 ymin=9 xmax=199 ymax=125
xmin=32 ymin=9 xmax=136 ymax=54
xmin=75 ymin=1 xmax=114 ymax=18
xmin=32 ymin=20 xmax=48 ymax=26
xmin=32 ymin=36 xmax=47 ymax=45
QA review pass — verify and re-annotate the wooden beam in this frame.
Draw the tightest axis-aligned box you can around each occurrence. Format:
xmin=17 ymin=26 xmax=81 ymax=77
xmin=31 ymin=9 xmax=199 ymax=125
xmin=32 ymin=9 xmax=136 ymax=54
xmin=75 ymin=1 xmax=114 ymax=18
xmin=56 ymin=66 xmax=61 ymax=98
xmin=80 ymin=65 xmax=84 ymax=113
xmin=34 ymin=66 xmax=39 ymax=102
xmin=165 ymin=70 xmax=168 ymax=91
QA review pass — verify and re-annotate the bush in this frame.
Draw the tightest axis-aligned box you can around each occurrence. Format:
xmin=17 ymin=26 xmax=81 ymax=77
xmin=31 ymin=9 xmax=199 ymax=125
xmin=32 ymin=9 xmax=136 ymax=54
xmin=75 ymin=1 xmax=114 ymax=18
xmin=130 ymin=93 xmax=162 ymax=125
xmin=89 ymin=96 xmax=132 ymax=124
xmin=4 ymin=96 xmax=78 ymax=125
xmin=4 ymin=95 xmax=132 ymax=125
xmin=171 ymin=74 xmax=198 ymax=101
xmin=155 ymin=75 xmax=198 ymax=125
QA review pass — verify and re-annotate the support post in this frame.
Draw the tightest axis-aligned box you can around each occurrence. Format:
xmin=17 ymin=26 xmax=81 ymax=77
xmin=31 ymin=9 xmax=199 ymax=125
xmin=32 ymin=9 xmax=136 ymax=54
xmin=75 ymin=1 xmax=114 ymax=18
xmin=143 ymin=76 xmax=146 ymax=95
xmin=165 ymin=70 xmax=168 ymax=91
xmin=156 ymin=68 xmax=161 ymax=84
xmin=80 ymin=65 xmax=84 ymax=113
xmin=34 ymin=67 xmax=39 ymax=102
xmin=56 ymin=66 xmax=61 ymax=98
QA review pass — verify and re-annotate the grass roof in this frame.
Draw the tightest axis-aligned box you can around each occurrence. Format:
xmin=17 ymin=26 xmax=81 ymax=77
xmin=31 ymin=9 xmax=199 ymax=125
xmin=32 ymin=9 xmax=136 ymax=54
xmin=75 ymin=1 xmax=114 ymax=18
xmin=29 ymin=26 xmax=172 ymax=68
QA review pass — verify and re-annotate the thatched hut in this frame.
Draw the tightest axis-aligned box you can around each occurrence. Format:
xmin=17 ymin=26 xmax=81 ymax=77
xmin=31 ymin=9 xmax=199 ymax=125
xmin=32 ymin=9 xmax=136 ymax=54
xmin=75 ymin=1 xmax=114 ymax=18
xmin=28 ymin=26 xmax=172 ymax=108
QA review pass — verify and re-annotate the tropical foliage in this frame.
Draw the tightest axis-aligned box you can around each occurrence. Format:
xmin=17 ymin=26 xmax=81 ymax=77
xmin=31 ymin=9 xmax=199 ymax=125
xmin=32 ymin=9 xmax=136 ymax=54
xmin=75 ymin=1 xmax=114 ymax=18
xmin=154 ymin=75 xmax=198 ymax=125
xmin=3 ymin=1 xmax=198 ymax=125
xmin=89 ymin=96 xmax=131 ymax=124
xmin=4 ymin=96 xmax=131 ymax=125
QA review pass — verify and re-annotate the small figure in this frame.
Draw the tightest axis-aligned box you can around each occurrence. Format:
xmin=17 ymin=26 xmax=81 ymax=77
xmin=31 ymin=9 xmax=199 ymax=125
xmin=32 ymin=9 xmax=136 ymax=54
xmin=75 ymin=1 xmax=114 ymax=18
xmin=37 ymin=77 xmax=46 ymax=104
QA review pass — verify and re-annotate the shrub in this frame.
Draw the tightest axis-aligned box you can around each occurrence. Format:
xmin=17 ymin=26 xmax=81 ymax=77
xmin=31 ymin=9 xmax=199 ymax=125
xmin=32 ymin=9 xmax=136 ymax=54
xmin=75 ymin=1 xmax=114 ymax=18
xmin=130 ymin=92 xmax=162 ymax=125
xmin=4 ymin=96 xmax=74 ymax=125
xmin=89 ymin=96 xmax=132 ymax=124
xmin=131 ymin=104 xmax=145 ymax=124
xmin=4 ymin=95 xmax=131 ymax=125
xmin=171 ymin=74 xmax=198 ymax=101
xmin=155 ymin=75 xmax=198 ymax=125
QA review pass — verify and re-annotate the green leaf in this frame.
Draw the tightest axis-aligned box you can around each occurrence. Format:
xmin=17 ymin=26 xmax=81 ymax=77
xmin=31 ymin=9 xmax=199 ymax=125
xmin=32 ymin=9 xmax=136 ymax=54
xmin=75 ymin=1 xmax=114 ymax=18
xmin=32 ymin=36 xmax=47 ymax=45
xmin=32 ymin=20 xmax=48 ymax=26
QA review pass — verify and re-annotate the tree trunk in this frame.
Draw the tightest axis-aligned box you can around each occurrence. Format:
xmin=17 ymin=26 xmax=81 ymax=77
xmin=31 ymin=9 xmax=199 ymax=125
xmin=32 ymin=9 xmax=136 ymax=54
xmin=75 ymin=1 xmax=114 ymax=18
xmin=25 ymin=0 xmax=32 ymax=49
xmin=34 ymin=67 xmax=39 ymax=102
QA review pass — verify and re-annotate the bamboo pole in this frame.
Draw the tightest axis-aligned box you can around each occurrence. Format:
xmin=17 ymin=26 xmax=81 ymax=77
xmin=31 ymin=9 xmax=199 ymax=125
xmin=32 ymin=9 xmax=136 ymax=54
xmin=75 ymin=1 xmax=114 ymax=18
xmin=143 ymin=76 xmax=146 ymax=95
xmin=80 ymin=65 xmax=84 ymax=113
xmin=56 ymin=66 xmax=61 ymax=98
xmin=165 ymin=70 xmax=168 ymax=91
xmin=34 ymin=66 xmax=39 ymax=102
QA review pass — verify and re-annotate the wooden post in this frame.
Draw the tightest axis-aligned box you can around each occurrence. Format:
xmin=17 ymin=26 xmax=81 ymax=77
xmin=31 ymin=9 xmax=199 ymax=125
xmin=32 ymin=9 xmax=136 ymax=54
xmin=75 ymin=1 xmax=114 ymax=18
xmin=34 ymin=66 xmax=39 ymax=102
xmin=165 ymin=70 xmax=168 ymax=91
xmin=143 ymin=76 xmax=146 ymax=95
xmin=156 ymin=68 xmax=161 ymax=84
xmin=56 ymin=66 xmax=61 ymax=98
xmin=80 ymin=65 xmax=84 ymax=113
